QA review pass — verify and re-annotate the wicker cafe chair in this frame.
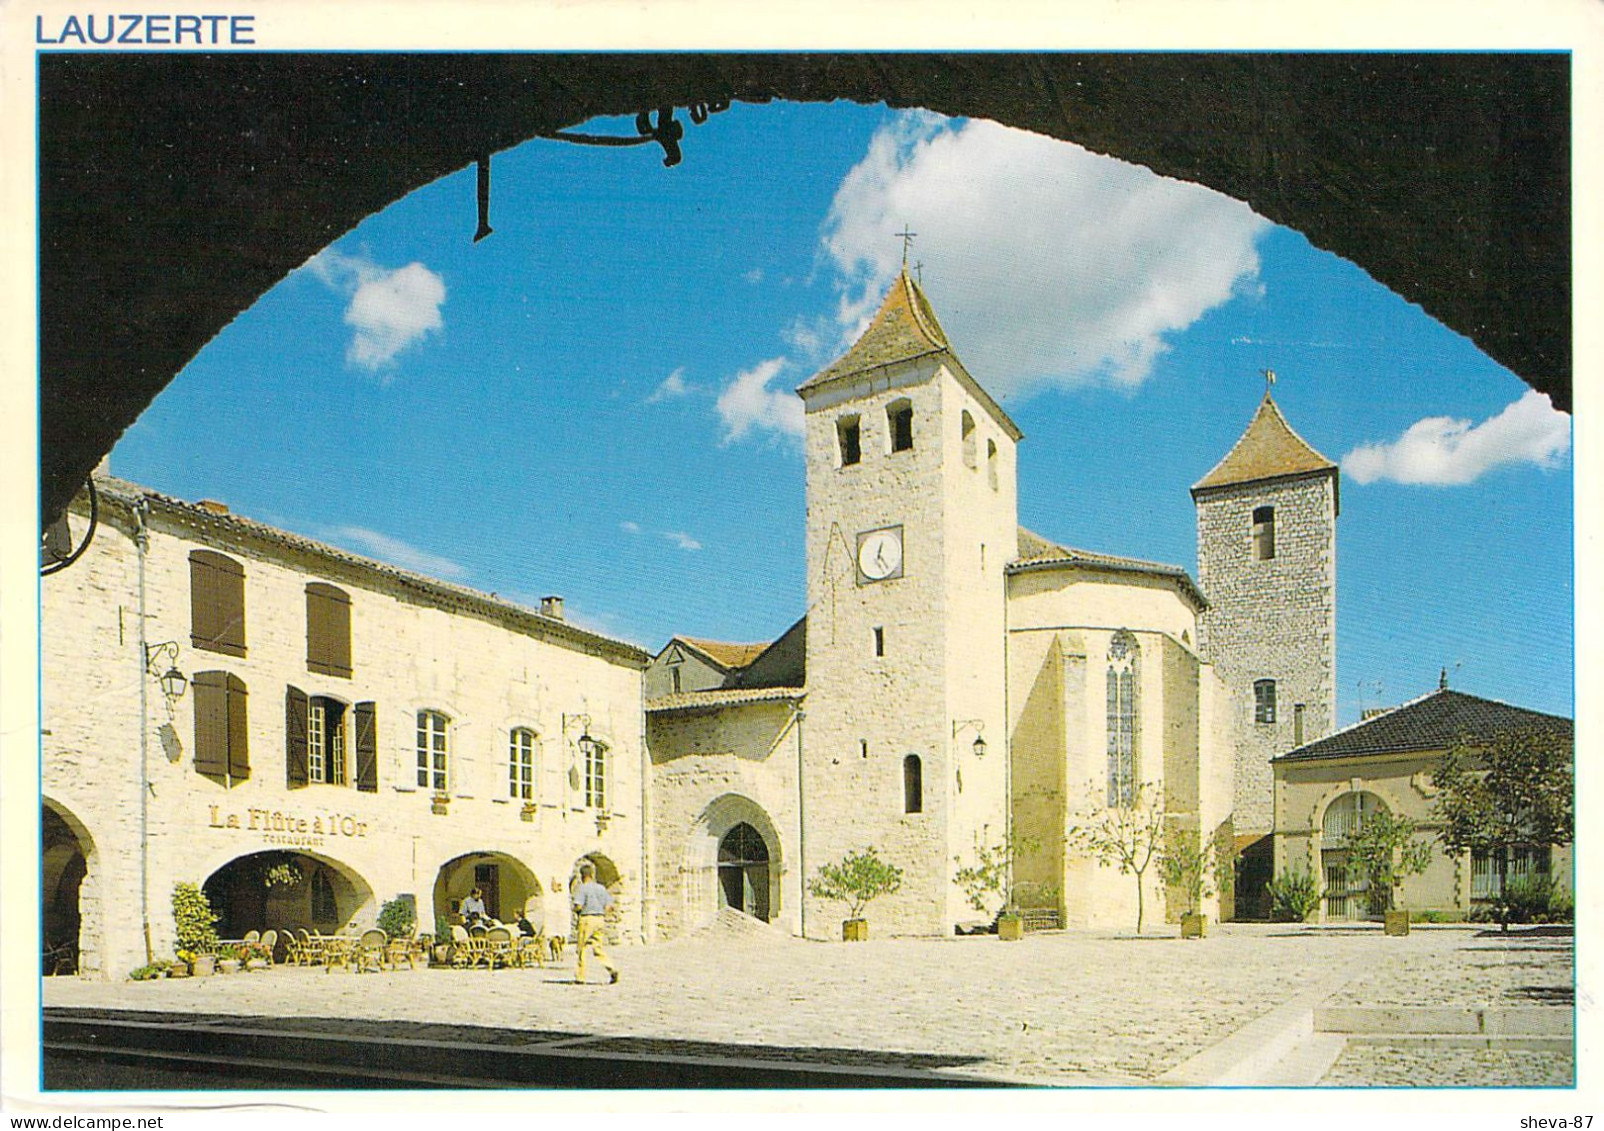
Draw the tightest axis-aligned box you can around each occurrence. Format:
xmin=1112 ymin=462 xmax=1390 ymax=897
xmin=322 ymin=934 xmax=354 ymax=974
xmin=301 ymin=928 xmax=327 ymax=967
xmin=485 ymin=926 xmax=515 ymax=970
xmin=352 ymin=929 xmax=389 ymax=974
xmin=386 ymin=932 xmax=418 ymax=971
xmin=259 ymin=929 xmax=278 ymax=965
xmin=243 ymin=930 xmax=261 ymax=945
xmin=514 ymin=930 xmax=546 ymax=969
xmin=449 ymin=924 xmax=482 ymax=969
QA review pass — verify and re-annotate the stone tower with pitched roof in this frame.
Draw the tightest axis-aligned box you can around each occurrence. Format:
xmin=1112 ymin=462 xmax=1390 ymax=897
xmin=795 ymin=269 xmax=1022 ymax=937
xmin=1192 ymin=392 xmax=1339 ymax=835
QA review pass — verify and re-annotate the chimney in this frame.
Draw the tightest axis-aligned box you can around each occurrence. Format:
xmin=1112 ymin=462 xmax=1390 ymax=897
xmin=540 ymin=596 xmax=564 ymax=620
xmin=197 ymin=499 xmax=230 ymax=515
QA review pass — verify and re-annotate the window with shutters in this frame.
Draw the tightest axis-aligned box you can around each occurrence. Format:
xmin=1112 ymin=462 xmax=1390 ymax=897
xmin=307 ymin=697 xmax=347 ymax=784
xmin=417 ymin=710 xmax=449 ymax=792
xmin=1254 ymin=679 xmax=1277 ymax=724
xmin=509 ymin=727 xmax=537 ymax=801
xmin=189 ymin=550 xmax=246 ymax=657
xmin=1106 ymin=630 xmax=1139 ymax=808
xmin=193 ymin=670 xmax=249 ymax=785
xmin=584 ymin=739 xmax=608 ymax=810
xmin=305 ymin=583 xmax=352 ymax=678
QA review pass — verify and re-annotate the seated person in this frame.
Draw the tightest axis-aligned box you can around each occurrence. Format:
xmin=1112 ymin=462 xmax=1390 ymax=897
xmin=460 ymin=887 xmax=488 ymax=928
xmin=515 ymin=911 xmax=537 ymax=938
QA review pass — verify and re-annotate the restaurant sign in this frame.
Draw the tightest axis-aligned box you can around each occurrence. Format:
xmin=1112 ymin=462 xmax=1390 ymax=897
xmin=208 ymin=805 xmax=370 ymax=849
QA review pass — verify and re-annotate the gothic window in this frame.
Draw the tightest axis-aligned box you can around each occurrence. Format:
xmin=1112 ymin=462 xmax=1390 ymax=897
xmin=903 ymin=754 xmax=923 ymax=814
xmin=416 ymin=710 xmax=449 ymax=792
xmin=1254 ymin=679 xmax=1277 ymax=724
xmin=509 ymin=727 xmax=537 ymax=801
xmin=305 ymin=582 xmax=352 ymax=677
xmin=838 ymin=414 xmax=862 ymax=467
xmin=189 ymin=550 xmax=246 ymax=657
xmin=193 ymin=670 xmax=249 ymax=785
xmin=888 ymin=399 xmax=914 ymax=453
xmin=987 ymin=439 xmax=999 ymax=490
xmin=585 ymin=739 xmax=609 ymax=810
xmin=1253 ymin=505 xmax=1276 ymax=560
xmin=1106 ymin=630 xmax=1139 ymax=807
xmin=961 ymin=410 xmax=977 ymax=468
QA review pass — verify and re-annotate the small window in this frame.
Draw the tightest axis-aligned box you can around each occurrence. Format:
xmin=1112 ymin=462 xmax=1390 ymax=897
xmin=1254 ymin=679 xmax=1277 ymax=724
xmin=987 ymin=439 xmax=999 ymax=490
xmin=193 ymin=670 xmax=249 ymax=785
xmin=585 ymin=739 xmax=609 ymax=810
xmin=1294 ymin=703 xmax=1306 ymax=746
xmin=417 ymin=710 xmax=449 ymax=792
xmin=509 ymin=727 xmax=537 ymax=801
xmin=1253 ymin=505 xmax=1276 ymax=560
xmin=888 ymin=399 xmax=914 ymax=453
xmin=671 ymin=667 xmax=682 ymax=694
xmin=903 ymin=754 xmax=923 ymax=814
xmin=306 ymin=582 xmax=352 ymax=678
xmin=838 ymin=415 xmax=862 ymax=467
xmin=190 ymin=550 xmax=246 ymax=657
xmin=873 ymin=626 xmax=885 ymax=657
xmin=961 ymin=410 xmax=977 ymax=468
xmin=860 ymin=739 xmax=869 ymax=759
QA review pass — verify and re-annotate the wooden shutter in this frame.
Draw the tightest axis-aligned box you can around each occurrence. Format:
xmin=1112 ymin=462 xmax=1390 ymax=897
xmin=225 ymin=673 xmax=250 ymax=781
xmin=190 ymin=550 xmax=246 ymax=657
xmin=354 ymin=701 xmax=378 ymax=793
xmin=285 ymin=686 xmax=309 ymax=789
xmin=305 ymin=583 xmax=352 ymax=677
xmin=192 ymin=671 xmax=228 ymax=778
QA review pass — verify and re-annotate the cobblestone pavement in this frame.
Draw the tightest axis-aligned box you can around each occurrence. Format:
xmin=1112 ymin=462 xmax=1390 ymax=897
xmin=1321 ymin=1046 xmax=1575 ymax=1088
xmin=42 ymin=923 xmax=1573 ymax=1087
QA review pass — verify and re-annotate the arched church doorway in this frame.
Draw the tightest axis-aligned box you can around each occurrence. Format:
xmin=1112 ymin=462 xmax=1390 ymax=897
xmin=42 ymin=802 xmax=93 ymax=975
xmin=204 ymin=851 xmax=374 ymax=948
xmin=717 ymin=822 xmax=771 ymax=922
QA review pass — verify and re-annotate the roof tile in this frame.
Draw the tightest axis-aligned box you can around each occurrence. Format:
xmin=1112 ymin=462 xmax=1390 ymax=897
xmin=1276 ymin=688 xmax=1572 ymax=763
xmin=1192 ymin=393 xmax=1337 ymax=494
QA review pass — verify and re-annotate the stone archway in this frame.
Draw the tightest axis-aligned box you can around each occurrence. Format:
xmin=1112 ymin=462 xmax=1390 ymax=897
xmin=41 ymin=800 xmax=96 ymax=976
xmin=687 ymin=794 xmax=786 ymax=934
xmin=568 ymin=853 xmax=625 ymax=945
xmin=203 ymin=850 xmax=375 ymax=947
xmin=433 ymin=851 xmax=543 ymax=932
xmin=717 ymin=822 xmax=772 ymax=922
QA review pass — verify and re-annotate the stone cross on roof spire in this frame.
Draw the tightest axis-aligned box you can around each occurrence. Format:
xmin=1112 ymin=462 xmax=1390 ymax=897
xmin=1264 ymin=368 xmax=1277 ymax=394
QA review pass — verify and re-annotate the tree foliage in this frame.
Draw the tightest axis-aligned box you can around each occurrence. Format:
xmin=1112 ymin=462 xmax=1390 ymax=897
xmin=1343 ymin=809 xmax=1433 ymax=912
xmin=808 ymin=847 xmax=904 ymax=920
xmin=171 ymin=882 xmax=220 ymax=955
xmin=376 ymin=897 xmax=416 ymax=940
xmin=1066 ymin=781 xmax=1165 ymax=933
xmin=953 ymin=832 xmax=1047 ymax=919
xmin=1267 ymin=868 xmax=1322 ymax=922
xmin=1158 ymin=827 xmax=1215 ymax=917
xmin=1434 ymin=728 xmax=1573 ymax=930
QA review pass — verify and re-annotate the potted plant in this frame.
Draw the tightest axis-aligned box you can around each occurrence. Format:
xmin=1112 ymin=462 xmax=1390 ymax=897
xmin=172 ymin=882 xmax=220 ymax=975
xmin=1343 ymin=809 xmax=1433 ymax=936
xmin=217 ymin=946 xmax=243 ymax=975
xmin=431 ymin=792 xmax=450 ymax=815
xmin=953 ymin=832 xmax=1043 ymax=942
xmin=433 ymin=914 xmax=455 ymax=965
xmin=808 ymin=847 xmax=903 ymax=941
xmin=1267 ymin=868 xmax=1323 ymax=923
xmin=244 ymin=942 xmax=271 ymax=971
xmin=1158 ymin=828 xmax=1216 ymax=939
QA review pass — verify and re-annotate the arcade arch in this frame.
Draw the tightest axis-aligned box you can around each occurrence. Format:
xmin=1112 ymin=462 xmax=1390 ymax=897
xmin=42 ymin=800 xmax=97 ymax=976
xmin=203 ymin=850 xmax=375 ymax=946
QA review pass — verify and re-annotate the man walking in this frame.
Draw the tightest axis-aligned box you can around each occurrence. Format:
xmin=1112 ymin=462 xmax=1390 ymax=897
xmin=571 ymin=862 xmax=620 ymax=985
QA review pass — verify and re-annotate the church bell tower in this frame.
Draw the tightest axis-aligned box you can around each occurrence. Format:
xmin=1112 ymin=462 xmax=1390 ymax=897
xmin=796 ymin=269 xmax=1021 ymax=937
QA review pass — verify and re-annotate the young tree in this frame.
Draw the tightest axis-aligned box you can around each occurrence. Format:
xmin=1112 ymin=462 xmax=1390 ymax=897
xmin=1434 ymin=728 xmax=1574 ymax=931
xmin=953 ymin=831 xmax=1047 ymax=921
xmin=1343 ymin=809 xmax=1433 ymax=914
xmin=1066 ymin=781 xmax=1166 ymax=934
xmin=1158 ymin=827 xmax=1215 ymax=917
xmin=808 ymin=847 xmax=903 ymax=922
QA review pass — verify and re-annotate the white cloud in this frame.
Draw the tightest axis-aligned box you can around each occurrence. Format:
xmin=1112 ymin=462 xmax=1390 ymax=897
xmin=306 ymin=249 xmax=447 ymax=373
xmin=716 ymin=357 xmax=804 ymax=443
xmin=644 ymin=368 xmax=693 ymax=405
xmin=662 ymin=531 xmax=703 ymax=552
xmin=620 ymin=520 xmax=641 ymax=535
xmin=325 ymin=525 xmax=468 ymax=579
xmin=1342 ymin=391 xmax=1572 ymax=486
xmin=818 ymin=113 xmax=1270 ymax=395
xmin=743 ymin=268 xmax=764 ymax=285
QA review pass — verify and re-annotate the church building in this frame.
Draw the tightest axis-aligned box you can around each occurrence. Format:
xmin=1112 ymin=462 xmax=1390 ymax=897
xmin=42 ymin=270 xmax=1345 ymax=976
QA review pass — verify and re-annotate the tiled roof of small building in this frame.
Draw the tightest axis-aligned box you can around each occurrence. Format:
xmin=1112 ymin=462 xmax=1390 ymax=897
xmin=87 ymin=476 xmax=649 ymax=666
xmin=645 ymin=686 xmax=806 ymax=713
xmin=1009 ymin=527 xmax=1207 ymax=610
xmin=796 ymin=270 xmax=1022 ymax=441
xmin=676 ymin=636 xmax=772 ymax=671
xmin=1191 ymin=393 xmax=1337 ymax=496
xmin=1275 ymin=688 xmax=1572 ymax=763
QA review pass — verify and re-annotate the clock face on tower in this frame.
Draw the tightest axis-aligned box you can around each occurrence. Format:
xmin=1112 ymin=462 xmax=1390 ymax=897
xmin=856 ymin=526 xmax=904 ymax=583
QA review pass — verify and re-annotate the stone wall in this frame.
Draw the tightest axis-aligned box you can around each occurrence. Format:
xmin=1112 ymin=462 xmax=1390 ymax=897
xmin=1196 ymin=473 xmax=1337 ymax=834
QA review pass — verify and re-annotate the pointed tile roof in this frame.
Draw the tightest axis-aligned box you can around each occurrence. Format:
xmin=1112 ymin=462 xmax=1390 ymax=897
xmin=676 ymin=636 xmax=772 ymax=672
xmin=1009 ymin=527 xmax=1207 ymax=610
xmin=1191 ymin=393 xmax=1338 ymax=499
xmin=797 ymin=270 xmax=1022 ymax=441
xmin=1274 ymin=688 xmax=1572 ymax=764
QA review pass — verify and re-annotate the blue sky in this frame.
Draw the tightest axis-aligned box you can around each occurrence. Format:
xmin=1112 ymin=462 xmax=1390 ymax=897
xmin=108 ymin=100 xmax=1574 ymax=726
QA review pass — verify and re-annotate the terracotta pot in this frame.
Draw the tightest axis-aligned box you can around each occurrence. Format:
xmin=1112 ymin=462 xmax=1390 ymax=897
xmin=997 ymin=916 xmax=1024 ymax=941
xmin=1383 ymin=909 xmax=1411 ymax=936
xmin=217 ymin=958 xmax=241 ymax=975
xmin=842 ymin=918 xmax=868 ymax=942
xmin=191 ymin=954 xmax=216 ymax=977
xmin=245 ymin=958 xmax=269 ymax=971
xmin=1181 ymin=912 xmax=1208 ymax=939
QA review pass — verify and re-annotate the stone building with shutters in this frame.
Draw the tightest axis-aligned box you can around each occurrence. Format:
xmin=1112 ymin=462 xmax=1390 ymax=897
xmin=41 ymin=478 xmax=647 ymax=978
